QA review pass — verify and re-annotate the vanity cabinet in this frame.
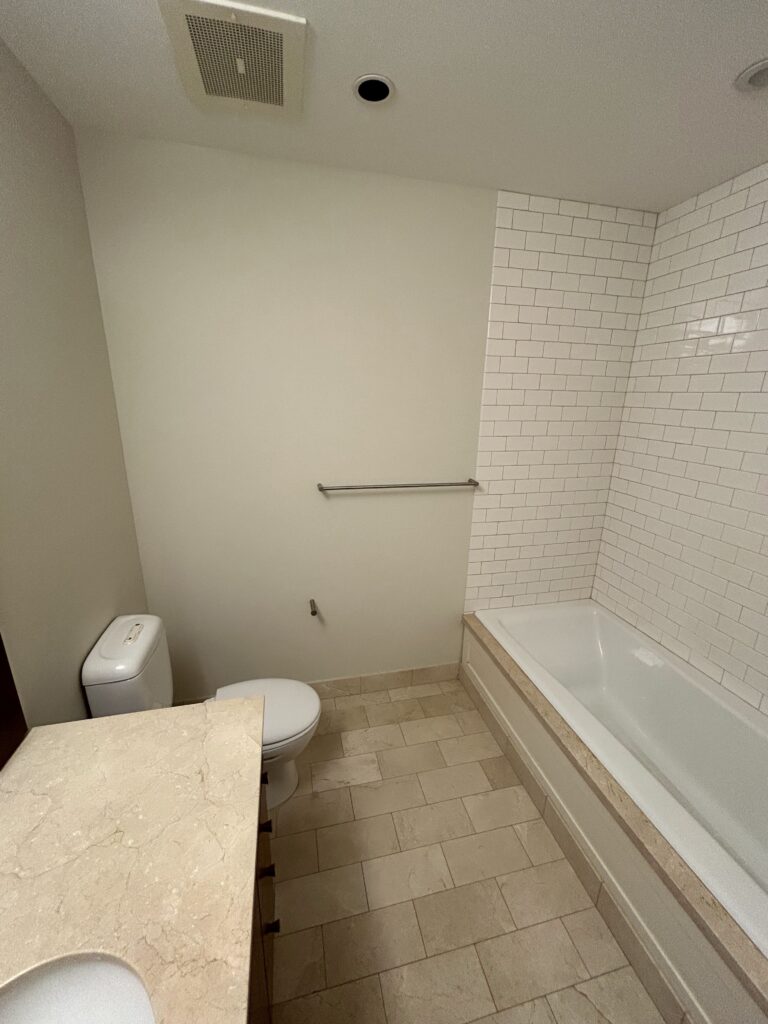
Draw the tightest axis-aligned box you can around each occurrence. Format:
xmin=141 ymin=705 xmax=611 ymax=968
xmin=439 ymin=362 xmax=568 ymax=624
xmin=248 ymin=776 xmax=277 ymax=1022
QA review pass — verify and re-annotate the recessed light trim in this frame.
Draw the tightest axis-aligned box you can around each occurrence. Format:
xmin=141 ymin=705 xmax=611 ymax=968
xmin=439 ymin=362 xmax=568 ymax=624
xmin=735 ymin=58 xmax=768 ymax=92
xmin=354 ymin=74 xmax=394 ymax=104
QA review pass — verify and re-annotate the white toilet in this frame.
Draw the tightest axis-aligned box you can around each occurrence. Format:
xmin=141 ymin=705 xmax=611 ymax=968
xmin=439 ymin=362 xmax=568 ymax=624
xmin=81 ymin=614 xmax=321 ymax=807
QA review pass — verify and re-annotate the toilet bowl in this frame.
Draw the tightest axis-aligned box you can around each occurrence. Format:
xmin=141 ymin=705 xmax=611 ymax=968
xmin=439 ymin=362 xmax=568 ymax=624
xmin=81 ymin=615 xmax=321 ymax=809
xmin=213 ymin=678 xmax=321 ymax=807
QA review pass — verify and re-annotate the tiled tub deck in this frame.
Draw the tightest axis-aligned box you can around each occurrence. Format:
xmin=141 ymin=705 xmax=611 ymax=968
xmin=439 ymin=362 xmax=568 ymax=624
xmin=270 ymin=670 xmax=665 ymax=1024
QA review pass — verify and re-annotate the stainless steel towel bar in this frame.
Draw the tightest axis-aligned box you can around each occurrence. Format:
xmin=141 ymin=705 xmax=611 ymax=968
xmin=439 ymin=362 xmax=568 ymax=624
xmin=317 ymin=478 xmax=479 ymax=493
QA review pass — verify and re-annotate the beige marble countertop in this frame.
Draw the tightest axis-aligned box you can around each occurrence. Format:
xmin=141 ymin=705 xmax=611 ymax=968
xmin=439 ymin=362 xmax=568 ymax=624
xmin=0 ymin=698 xmax=264 ymax=1024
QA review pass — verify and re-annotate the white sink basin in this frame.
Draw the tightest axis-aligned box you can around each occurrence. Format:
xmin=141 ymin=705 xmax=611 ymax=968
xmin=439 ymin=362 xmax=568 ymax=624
xmin=0 ymin=954 xmax=156 ymax=1024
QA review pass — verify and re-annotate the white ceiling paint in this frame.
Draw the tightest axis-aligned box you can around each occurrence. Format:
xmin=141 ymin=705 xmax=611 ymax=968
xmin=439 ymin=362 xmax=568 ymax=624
xmin=1 ymin=0 xmax=767 ymax=211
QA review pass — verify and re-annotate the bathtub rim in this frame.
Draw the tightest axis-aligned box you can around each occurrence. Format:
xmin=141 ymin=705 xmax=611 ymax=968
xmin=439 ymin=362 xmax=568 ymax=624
xmin=462 ymin=609 xmax=768 ymax=1014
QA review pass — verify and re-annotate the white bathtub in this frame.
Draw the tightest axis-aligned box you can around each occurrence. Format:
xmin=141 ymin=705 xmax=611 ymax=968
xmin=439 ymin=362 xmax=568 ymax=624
xmin=476 ymin=599 xmax=768 ymax=958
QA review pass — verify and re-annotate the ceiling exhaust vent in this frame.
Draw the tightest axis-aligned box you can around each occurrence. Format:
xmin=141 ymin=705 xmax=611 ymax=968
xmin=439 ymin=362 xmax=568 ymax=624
xmin=158 ymin=0 xmax=306 ymax=113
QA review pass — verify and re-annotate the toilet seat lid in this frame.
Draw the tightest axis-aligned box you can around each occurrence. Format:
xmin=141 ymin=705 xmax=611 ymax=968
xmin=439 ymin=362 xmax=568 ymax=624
xmin=214 ymin=678 xmax=320 ymax=746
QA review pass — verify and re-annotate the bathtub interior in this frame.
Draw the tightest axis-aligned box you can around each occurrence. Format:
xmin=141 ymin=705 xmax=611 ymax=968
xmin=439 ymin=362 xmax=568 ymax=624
xmin=476 ymin=600 xmax=768 ymax=897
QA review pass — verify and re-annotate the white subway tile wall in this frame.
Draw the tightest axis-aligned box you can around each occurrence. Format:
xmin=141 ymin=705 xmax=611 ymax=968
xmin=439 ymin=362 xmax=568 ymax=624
xmin=465 ymin=192 xmax=656 ymax=610
xmin=595 ymin=161 xmax=768 ymax=715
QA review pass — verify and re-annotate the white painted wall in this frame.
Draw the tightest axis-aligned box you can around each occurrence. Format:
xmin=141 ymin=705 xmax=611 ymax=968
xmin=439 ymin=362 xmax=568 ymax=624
xmin=0 ymin=43 xmax=146 ymax=725
xmin=78 ymin=133 xmax=494 ymax=701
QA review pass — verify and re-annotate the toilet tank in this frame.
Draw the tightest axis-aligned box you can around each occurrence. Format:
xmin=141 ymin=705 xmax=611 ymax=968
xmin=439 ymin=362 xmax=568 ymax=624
xmin=82 ymin=615 xmax=173 ymax=717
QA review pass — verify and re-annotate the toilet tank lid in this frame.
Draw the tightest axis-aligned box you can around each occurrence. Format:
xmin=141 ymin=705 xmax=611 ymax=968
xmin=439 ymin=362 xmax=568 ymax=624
xmin=82 ymin=615 xmax=165 ymax=687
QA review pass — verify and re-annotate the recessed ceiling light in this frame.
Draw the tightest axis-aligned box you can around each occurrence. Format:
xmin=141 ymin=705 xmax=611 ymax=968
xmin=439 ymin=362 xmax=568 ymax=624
xmin=734 ymin=58 xmax=768 ymax=92
xmin=354 ymin=75 xmax=394 ymax=104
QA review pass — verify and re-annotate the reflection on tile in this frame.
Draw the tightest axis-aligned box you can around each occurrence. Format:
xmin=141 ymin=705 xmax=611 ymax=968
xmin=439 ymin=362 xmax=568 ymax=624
xmin=363 ymin=844 xmax=453 ymax=909
xmin=377 ymin=741 xmax=446 ymax=779
xmin=393 ymin=798 xmax=473 ymax=850
xmin=311 ymin=753 xmax=382 ymax=792
xmin=476 ymin=920 xmax=589 ymax=1008
xmin=547 ymin=967 xmax=664 ymax=1024
xmin=351 ymin=776 xmax=425 ymax=819
xmin=418 ymin=762 xmax=491 ymax=803
xmin=317 ymin=814 xmax=399 ymax=870
xmin=297 ymin=733 xmax=344 ymax=765
xmin=380 ymin=946 xmax=495 ymax=1024
xmin=273 ymin=926 xmax=325 ymax=1003
xmin=272 ymin=975 xmax=386 ymax=1024
xmin=276 ymin=788 xmax=354 ymax=836
xmin=561 ymin=909 xmax=627 ymax=976
xmin=341 ymin=724 xmax=406 ymax=756
xmin=401 ymin=715 xmax=463 ymax=745
xmin=456 ymin=710 xmax=488 ymax=735
xmin=463 ymin=785 xmax=539 ymax=831
xmin=437 ymin=732 xmax=502 ymax=765
xmin=366 ymin=700 xmax=424 ymax=727
xmin=498 ymin=860 xmax=592 ymax=928
xmin=481 ymin=756 xmax=521 ymax=790
xmin=272 ymin=831 xmax=318 ymax=881
xmin=442 ymin=826 xmax=530 ymax=885
xmin=514 ymin=819 xmax=563 ymax=865
xmin=361 ymin=670 xmax=413 ymax=692
xmin=323 ymin=902 xmax=425 ymax=986
xmin=414 ymin=878 xmax=514 ymax=955
xmin=276 ymin=863 xmax=368 ymax=932
xmin=317 ymin=707 xmax=369 ymax=735
xmin=390 ymin=683 xmax=442 ymax=701
xmin=312 ymin=678 xmax=361 ymax=698
xmin=419 ymin=692 xmax=476 ymax=716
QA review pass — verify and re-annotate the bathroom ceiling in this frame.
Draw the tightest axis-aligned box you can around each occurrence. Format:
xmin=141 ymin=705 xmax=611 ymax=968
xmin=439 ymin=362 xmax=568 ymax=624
xmin=2 ymin=0 xmax=768 ymax=212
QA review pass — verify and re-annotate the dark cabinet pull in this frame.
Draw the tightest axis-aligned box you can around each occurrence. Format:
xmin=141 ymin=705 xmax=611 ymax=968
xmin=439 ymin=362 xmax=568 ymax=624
xmin=261 ymin=770 xmax=269 ymax=785
xmin=259 ymin=818 xmax=273 ymax=834
xmin=259 ymin=863 xmax=276 ymax=879
xmin=264 ymin=918 xmax=281 ymax=935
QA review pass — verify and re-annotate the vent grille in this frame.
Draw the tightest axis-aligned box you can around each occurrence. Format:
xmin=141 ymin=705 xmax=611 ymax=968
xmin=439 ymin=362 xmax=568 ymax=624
xmin=185 ymin=14 xmax=284 ymax=105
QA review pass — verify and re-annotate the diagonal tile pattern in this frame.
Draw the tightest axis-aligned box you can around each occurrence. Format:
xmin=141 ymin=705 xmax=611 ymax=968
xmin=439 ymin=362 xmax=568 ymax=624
xmin=272 ymin=676 xmax=664 ymax=1023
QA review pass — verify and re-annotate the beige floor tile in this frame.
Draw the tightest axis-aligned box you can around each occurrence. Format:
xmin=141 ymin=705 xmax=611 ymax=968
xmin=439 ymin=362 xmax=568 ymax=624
xmin=477 ymin=919 xmax=589 ymax=1008
xmin=390 ymin=682 xmax=443 ymax=701
xmin=272 ymin=831 xmax=318 ymax=881
xmin=323 ymin=902 xmax=425 ymax=986
xmin=419 ymin=762 xmax=491 ymax=803
xmin=400 ymin=714 xmax=463 ymax=745
xmin=317 ymin=814 xmax=399 ymax=870
xmin=413 ymin=878 xmax=514 ymax=955
xmin=351 ymin=776 xmax=425 ymax=818
xmin=273 ymin=926 xmax=326 ymax=1003
xmin=377 ymin=741 xmax=446 ymax=778
xmin=481 ymin=756 xmax=521 ymax=790
xmin=498 ymin=860 xmax=592 ymax=927
xmin=341 ymin=724 xmax=406 ymax=756
xmin=311 ymin=753 xmax=382 ymax=791
xmin=363 ymin=844 xmax=453 ymax=908
xmin=366 ymin=699 xmax=424 ymax=726
xmin=380 ymin=945 xmax=495 ymax=1024
xmin=547 ymin=967 xmax=664 ymax=1024
xmin=361 ymin=669 xmax=413 ymax=692
xmin=419 ymin=691 xmax=475 ymax=716
xmin=439 ymin=678 xmax=464 ymax=692
xmin=412 ymin=663 xmax=460 ymax=684
xmin=312 ymin=678 xmax=362 ymax=698
xmin=474 ymin=999 xmax=556 ymax=1024
xmin=276 ymin=863 xmax=368 ymax=932
xmin=456 ymin=710 xmax=488 ymax=734
xmin=272 ymin=975 xmax=386 ymax=1024
xmin=317 ymin=706 xmax=369 ymax=735
xmin=438 ymin=732 xmax=502 ymax=765
xmin=561 ymin=908 xmax=627 ymax=976
xmin=463 ymin=785 xmax=539 ymax=831
xmin=335 ymin=691 xmax=392 ymax=710
xmin=297 ymin=733 xmax=344 ymax=765
xmin=393 ymin=798 xmax=473 ymax=850
xmin=294 ymin=763 xmax=313 ymax=797
xmin=442 ymin=826 xmax=530 ymax=885
xmin=276 ymin=788 xmax=354 ymax=836
xmin=514 ymin=819 xmax=563 ymax=865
